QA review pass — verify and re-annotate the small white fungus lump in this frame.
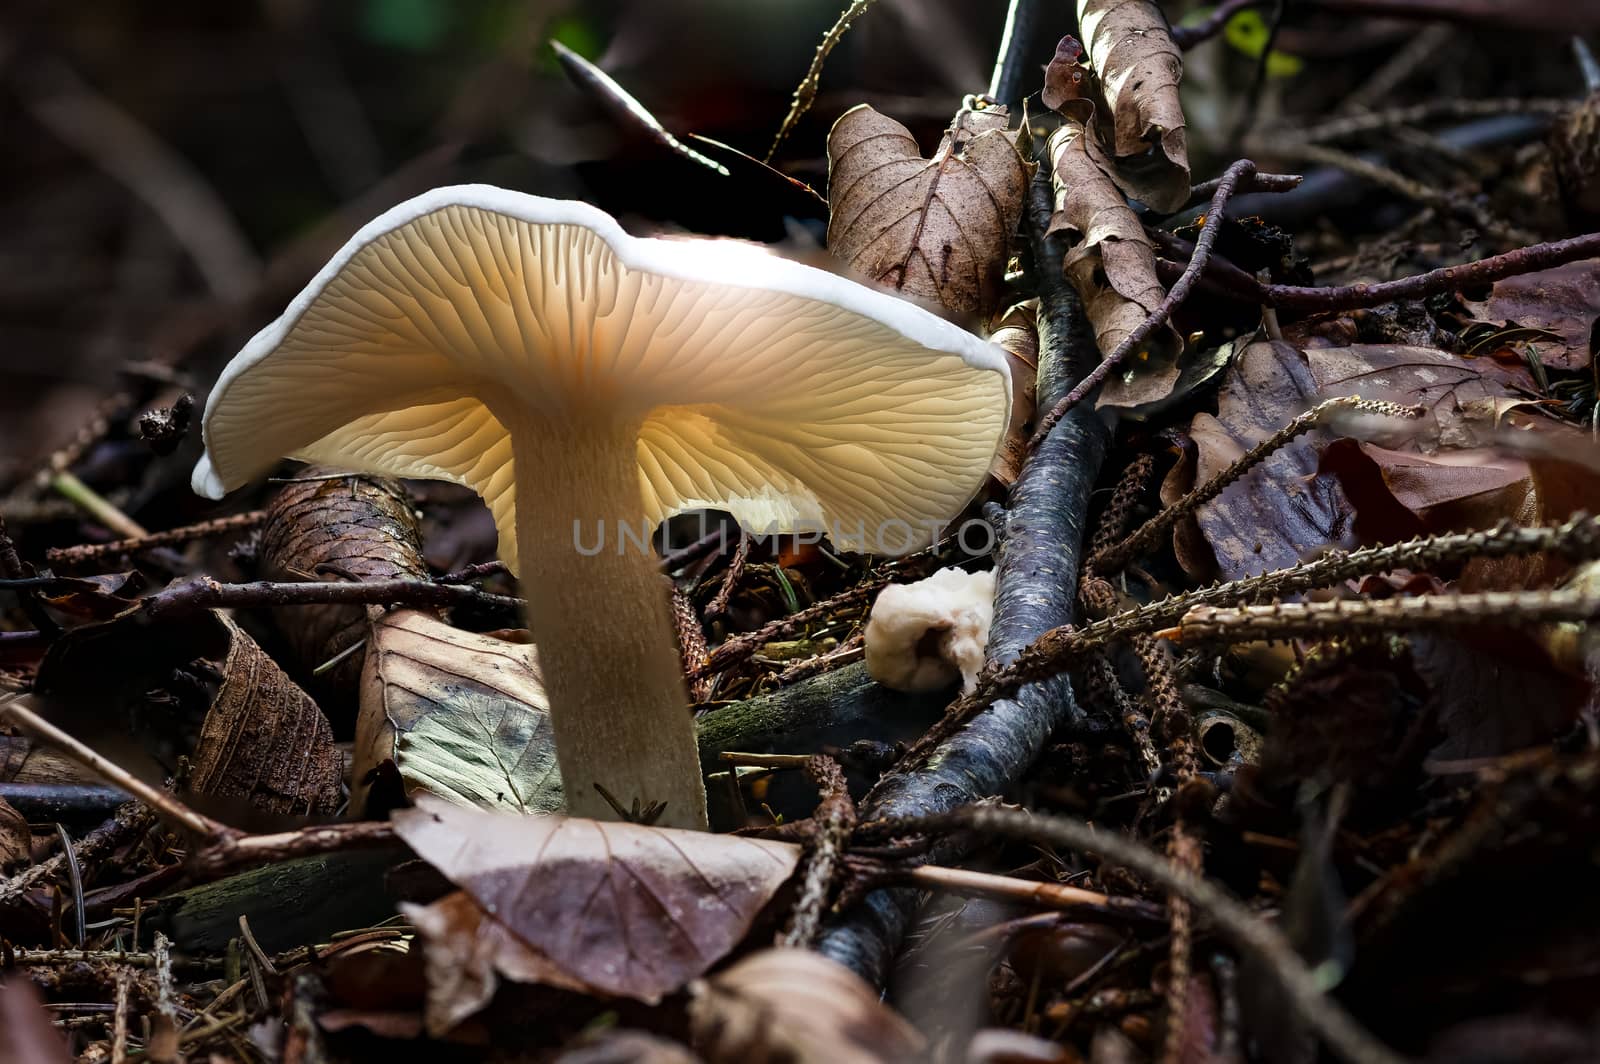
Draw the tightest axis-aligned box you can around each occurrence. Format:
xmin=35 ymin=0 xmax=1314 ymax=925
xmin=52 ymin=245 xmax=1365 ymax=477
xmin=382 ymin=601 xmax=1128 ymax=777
xmin=864 ymin=567 xmax=995 ymax=694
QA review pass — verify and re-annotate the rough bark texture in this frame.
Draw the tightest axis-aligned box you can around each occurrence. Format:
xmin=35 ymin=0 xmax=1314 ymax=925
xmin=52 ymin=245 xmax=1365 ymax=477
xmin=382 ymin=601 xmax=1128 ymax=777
xmin=816 ymin=173 xmax=1111 ymax=982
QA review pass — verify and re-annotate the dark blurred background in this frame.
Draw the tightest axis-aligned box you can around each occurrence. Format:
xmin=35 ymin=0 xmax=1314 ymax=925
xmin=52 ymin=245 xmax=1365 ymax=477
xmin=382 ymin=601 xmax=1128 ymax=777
xmin=0 ymin=0 xmax=1017 ymax=484
xmin=0 ymin=0 xmax=1585 ymax=537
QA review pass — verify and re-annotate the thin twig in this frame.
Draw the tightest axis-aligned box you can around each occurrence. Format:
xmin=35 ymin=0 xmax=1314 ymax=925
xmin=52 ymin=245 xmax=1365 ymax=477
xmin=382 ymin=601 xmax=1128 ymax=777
xmin=1032 ymin=161 xmax=1278 ymax=445
xmin=45 ymin=511 xmax=267 ymax=568
xmin=1090 ymin=396 xmax=1424 ymax=575
xmin=884 ymin=806 xmax=1407 ymax=1064
xmin=1160 ymin=826 xmax=1203 ymax=1064
xmin=132 ymin=575 xmax=520 ymax=619
xmin=1251 ymin=232 xmax=1600 ymax=311
xmin=432 ymin=560 xmax=510 ymax=585
xmin=1184 ymin=170 xmax=1302 ymax=207
xmin=1095 ymin=514 xmax=1600 ymax=641
xmin=185 ymin=821 xmax=400 ymax=883
xmin=781 ymin=756 xmax=856 ymax=948
xmin=776 ymin=632 xmax=865 ymax=685
xmin=0 ymin=694 xmax=233 ymax=842
xmin=1170 ymin=0 xmax=1272 ymax=49
xmin=900 ymin=862 xmax=1163 ymax=920
xmin=153 ymin=933 xmax=180 ymax=1029
xmin=766 ymin=0 xmax=877 ymax=162
xmin=1250 ymin=138 xmax=1539 ymax=245
xmin=0 ymin=573 xmax=524 ymax=617
xmin=51 ymin=472 xmax=149 ymax=540
xmin=112 ymin=970 xmax=131 ymax=1064
xmin=1283 ymin=97 xmax=1570 ymax=144
xmin=550 ymin=40 xmax=727 ymax=176
xmin=705 ymin=533 xmax=750 ymax=621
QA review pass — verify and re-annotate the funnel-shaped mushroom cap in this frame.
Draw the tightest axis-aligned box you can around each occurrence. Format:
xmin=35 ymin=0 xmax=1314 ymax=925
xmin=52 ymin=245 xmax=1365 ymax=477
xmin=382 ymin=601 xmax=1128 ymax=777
xmin=194 ymin=186 xmax=1010 ymax=569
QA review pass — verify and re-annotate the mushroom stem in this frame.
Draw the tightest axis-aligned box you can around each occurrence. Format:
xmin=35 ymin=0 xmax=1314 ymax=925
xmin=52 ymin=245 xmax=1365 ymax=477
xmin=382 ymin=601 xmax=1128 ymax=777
xmin=506 ymin=411 xmax=708 ymax=830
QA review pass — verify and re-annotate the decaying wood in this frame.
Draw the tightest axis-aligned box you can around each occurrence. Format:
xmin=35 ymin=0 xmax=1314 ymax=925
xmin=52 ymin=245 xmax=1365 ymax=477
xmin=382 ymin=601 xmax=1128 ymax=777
xmin=257 ymin=468 xmax=430 ymax=690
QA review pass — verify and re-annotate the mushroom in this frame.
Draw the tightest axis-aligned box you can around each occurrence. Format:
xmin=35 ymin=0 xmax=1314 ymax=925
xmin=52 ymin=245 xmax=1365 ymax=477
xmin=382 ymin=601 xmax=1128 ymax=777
xmin=864 ymin=567 xmax=995 ymax=695
xmin=192 ymin=185 xmax=1010 ymax=830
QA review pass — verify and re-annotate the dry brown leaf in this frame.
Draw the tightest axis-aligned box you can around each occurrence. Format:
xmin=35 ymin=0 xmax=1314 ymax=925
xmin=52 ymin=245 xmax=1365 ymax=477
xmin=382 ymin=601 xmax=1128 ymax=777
xmin=352 ymin=609 xmax=560 ymax=816
xmin=1046 ymin=114 xmax=1180 ymax=408
xmin=1458 ymin=258 xmax=1600 ymax=370
xmin=1077 ymin=0 xmax=1189 ymax=212
xmin=1303 ymin=342 xmax=1600 ymax=579
xmin=1178 ymin=340 xmax=1357 ymax=580
xmin=1041 ymin=36 xmax=1092 ymax=111
xmin=1302 ymin=344 xmax=1538 ymax=453
xmin=826 ymin=102 xmax=1029 ymax=316
xmin=688 ymin=948 xmax=923 ymax=1064
xmin=188 ymin=613 xmax=343 ymax=816
xmin=392 ymin=796 xmax=799 ymax=1005
xmin=0 ymin=796 xmax=31 ymax=868
xmin=402 ymin=889 xmax=588 ymax=1036
xmin=990 ymin=300 xmax=1040 ymax=487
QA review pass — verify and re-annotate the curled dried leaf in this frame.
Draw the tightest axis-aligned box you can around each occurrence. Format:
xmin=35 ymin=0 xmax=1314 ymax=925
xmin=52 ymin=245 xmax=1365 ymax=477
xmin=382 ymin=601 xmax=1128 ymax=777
xmin=1077 ymin=0 xmax=1189 ymax=211
xmin=353 ymin=609 xmax=560 ymax=816
xmin=1046 ymin=119 xmax=1181 ymax=408
xmin=1041 ymin=35 xmax=1090 ymax=111
xmin=402 ymin=890 xmax=589 ymax=1036
xmin=393 ymin=797 xmax=800 ymax=1004
xmin=989 ymin=301 xmax=1040 ymax=486
xmin=188 ymin=613 xmax=343 ymax=816
xmin=827 ymin=102 xmax=1030 ymax=316
xmin=688 ymin=948 xmax=923 ymax=1064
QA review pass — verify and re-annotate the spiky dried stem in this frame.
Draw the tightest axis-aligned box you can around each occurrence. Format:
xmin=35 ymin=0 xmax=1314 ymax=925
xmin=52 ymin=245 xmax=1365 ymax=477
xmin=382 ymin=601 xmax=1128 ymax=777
xmin=765 ymin=0 xmax=877 ymax=162
xmin=45 ymin=510 xmax=266 ymax=568
xmin=1164 ymin=588 xmax=1600 ymax=643
xmin=917 ymin=515 xmax=1600 ymax=756
xmin=705 ymin=532 xmax=750 ymax=620
xmin=672 ymin=585 xmax=713 ymax=702
xmin=781 ymin=756 xmax=856 ymax=948
xmin=1161 ymin=827 xmax=1203 ymax=1064
xmin=1090 ymin=396 xmax=1424 ymax=575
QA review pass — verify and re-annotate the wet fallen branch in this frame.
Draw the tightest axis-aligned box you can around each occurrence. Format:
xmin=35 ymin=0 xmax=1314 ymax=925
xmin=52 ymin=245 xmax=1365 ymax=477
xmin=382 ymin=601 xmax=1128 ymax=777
xmin=817 ymin=167 xmax=1110 ymax=982
xmin=1170 ymin=230 xmax=1600 ymax=313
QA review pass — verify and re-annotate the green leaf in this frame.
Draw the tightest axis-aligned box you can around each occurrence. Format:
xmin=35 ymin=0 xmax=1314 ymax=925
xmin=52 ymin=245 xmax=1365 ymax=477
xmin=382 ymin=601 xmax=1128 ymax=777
xmin=1223 ymin=10 xmax=1304 ymax=78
